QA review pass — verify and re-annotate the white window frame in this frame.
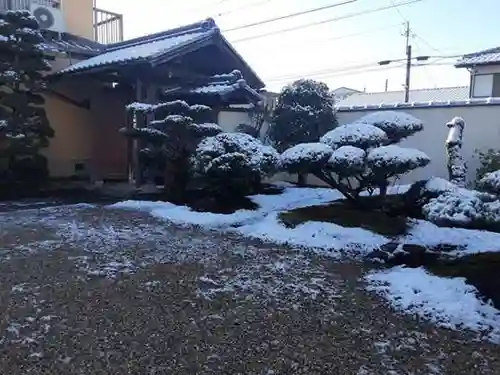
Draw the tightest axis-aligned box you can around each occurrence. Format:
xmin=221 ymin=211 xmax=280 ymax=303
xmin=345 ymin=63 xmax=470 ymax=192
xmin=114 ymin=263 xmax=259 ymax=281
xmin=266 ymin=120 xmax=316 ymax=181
xmin=472 ymin=73 xmax=493 ymax=98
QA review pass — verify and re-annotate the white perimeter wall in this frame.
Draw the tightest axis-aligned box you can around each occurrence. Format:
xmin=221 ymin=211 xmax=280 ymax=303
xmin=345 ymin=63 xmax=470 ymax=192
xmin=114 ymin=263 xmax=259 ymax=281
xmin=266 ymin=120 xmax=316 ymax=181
xmin=217 ymin=105 xmax=500 ymax=187
xmin=337 ymin=104 xmax=500 ymax=185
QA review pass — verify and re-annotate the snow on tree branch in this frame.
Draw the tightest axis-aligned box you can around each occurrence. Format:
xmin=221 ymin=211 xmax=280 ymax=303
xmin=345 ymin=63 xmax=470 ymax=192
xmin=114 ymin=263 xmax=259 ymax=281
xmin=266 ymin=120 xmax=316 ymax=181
xmin=356 ymin=110 xmax=423 ymax=142
xmin=279 ymin=110 xmax=428 ymax=206
xmin=280 ymin=143 xmax=333 ymax=173
xmin=367 ymin=145 xmax=430 ymax=175
xmin=327 ymin=145 xmax=366 ymax=175
xmin=320 ymin=123 xmax=387 ymax=150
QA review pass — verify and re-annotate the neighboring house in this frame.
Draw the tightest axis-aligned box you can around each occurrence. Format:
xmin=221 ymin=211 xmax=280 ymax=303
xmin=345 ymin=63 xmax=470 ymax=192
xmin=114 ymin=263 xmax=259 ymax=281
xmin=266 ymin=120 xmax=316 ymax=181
xmin=337 ymin=86 xmax=470 ymax=107
xmin=331 ymin=86 xmax=362 ymax=101
xmin=331 ymin=57 xmax=500 ymax=185
xmin=456 ymin=46 xmax=500 ymax=98
xmin=2 ymin=1 xmax=265 ymax=183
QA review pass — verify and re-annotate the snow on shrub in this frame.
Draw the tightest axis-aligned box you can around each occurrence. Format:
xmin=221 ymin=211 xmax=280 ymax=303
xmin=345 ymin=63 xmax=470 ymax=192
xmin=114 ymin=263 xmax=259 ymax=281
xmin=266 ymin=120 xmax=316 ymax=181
xmin=193 ymin=132 xmax=280 ymax=196
xmin=420 ymin=178 xmax=500 ymax=229
xmin=320 ymin=123 xmax=387 ymax=150
xmin=356 ymin=110 xmax=423 ymax=142
xmin=281 ymin=143 xmax=333 ymax=173
xmin=479 ymin=170 xmax=500 ymax=195
xmin=423 ymin=192 xmax=486 ymax=226
xmin=367 ymin=145 xmax=430 ymax=175
xmin=327 ymin=146 xmax=366 ymax=175
xmin=280 ymin=110 xmax=429 ymax=205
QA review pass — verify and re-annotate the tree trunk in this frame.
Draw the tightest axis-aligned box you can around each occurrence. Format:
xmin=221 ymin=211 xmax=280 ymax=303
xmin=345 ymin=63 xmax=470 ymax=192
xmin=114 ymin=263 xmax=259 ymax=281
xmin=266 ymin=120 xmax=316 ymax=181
xmin=163 ymin=156 xmax=190 ymax=203
xmin=297 ymin=173 xmax=307 ymax=186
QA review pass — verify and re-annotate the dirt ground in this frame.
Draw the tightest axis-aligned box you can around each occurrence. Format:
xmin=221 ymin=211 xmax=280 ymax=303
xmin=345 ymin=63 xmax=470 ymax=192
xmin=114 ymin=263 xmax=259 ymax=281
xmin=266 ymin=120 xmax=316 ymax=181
xmin=0 ymin=201 xmax=499 ymax=374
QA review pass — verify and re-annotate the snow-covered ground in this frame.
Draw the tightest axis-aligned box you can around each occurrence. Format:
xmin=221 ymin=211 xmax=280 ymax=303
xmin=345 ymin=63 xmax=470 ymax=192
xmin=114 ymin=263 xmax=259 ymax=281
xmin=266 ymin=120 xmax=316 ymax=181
xmin=366 ymin=266 xmax=500 ymax=343
xmin=109 ymin=184 xmax=500 ymax=258
xmin=109 ymin=183 xmax=500 ymax=342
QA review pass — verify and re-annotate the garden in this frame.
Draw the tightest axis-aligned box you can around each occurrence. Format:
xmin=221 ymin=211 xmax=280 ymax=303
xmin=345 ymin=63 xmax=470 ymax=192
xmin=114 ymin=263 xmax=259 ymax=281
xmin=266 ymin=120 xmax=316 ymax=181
xmin=113 ymin=78 xmax=500 ymax=344
xmin=1 ymin=11 xmax=500 ymax=374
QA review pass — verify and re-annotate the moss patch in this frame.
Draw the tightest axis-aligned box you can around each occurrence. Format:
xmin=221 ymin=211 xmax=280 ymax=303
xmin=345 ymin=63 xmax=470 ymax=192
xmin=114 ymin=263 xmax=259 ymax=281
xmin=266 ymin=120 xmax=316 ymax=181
xmin=279 ymin=197 xmax=410 ymax=237
xmin=428 ymin=252 xmax=500 ymax=309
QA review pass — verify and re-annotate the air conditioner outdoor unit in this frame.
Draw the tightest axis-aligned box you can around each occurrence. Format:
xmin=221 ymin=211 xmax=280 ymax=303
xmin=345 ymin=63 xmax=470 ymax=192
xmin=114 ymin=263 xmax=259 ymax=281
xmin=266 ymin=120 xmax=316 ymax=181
xmin=30 ymin=3 xmax=66 ymax=33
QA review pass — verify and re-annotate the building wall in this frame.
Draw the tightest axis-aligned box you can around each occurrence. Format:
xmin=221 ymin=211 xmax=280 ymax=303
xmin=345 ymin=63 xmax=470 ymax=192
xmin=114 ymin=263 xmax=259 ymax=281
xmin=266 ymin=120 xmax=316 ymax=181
xmin=217 ymin=110 xmax=252 ymax=132
xmin=42 ymin=95 xmax=94 ymax=177
xmin=42 ymin=56 xmax=96 ymax=178
xmin=337 ymin=105 xmax=500 ymax=186
xmin=62 ymin=0 xmax=94 ymax=40
xmin=89 ymin=86 xmax=132 ymax=181
xmin=232 ymin=104 xmax=500 ymax=187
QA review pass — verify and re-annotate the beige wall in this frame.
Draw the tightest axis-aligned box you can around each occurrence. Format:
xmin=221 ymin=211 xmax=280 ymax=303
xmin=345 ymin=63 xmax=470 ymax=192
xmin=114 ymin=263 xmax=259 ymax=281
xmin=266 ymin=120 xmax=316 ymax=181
xmin=42 ymin=95 xmax=93 ymax=177
xmin=43 ymin=55 xmax=103 ymax=178
xmin=62 ymin=0 xmax=94 ymax=40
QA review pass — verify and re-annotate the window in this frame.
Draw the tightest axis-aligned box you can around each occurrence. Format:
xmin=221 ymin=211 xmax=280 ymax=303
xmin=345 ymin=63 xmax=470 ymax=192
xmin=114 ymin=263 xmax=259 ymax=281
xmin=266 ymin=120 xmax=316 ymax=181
xmin=493 ymin=74 xmax=500 ymax=97
xmin=472 ymin=74 xmax=493 ymax=98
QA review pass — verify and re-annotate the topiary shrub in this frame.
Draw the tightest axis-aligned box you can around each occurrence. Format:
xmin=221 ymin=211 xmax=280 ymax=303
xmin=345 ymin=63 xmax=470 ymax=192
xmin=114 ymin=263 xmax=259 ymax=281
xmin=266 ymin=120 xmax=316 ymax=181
xmin=474 ymin=148 xmax=500 ymax=189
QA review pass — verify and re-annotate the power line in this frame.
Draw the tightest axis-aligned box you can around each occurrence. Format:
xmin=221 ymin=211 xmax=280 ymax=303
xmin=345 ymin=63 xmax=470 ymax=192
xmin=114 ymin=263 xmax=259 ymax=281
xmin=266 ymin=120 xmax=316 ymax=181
xmin=212 ymin=0 xmax=272 ymax=18
xmin=252 ymin=24 xmax=400 ymax=52
xmin=264 ymin=59 xmax=455 ymax=84
xmin=224 ymin=0 xmax=357 ymax=32
xmin=267 ymin=65 xmax=406 ymax=84
xmin=230 ymin=0 xmax=424 ymax=43
xmin=265 ymin=62 xmax=406 ymax=83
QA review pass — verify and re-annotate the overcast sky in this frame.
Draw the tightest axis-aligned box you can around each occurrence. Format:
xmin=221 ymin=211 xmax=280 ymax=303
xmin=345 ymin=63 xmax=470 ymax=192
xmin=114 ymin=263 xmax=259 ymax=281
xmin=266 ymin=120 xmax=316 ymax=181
xmin=97 ymin=0 xmax=499 ymax=93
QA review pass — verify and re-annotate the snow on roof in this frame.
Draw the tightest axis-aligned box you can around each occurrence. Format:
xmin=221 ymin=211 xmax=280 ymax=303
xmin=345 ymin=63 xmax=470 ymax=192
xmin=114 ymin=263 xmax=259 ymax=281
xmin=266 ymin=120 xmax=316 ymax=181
xmin=60 ymin=29 xmax=214 ymax=74
xmin=456 ymin=46 xmax=500 ymax=67
xmin=337 ymin=86 xmax=469 ymax=108
xmin=456 ymin=52 xmax=500 ymax=67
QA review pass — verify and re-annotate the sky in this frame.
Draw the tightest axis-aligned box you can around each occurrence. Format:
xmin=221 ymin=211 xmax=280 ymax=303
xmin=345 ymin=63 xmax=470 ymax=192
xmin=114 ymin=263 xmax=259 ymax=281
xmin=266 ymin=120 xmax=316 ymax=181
xmin=96 ymin=0 xmax=500 ymax=93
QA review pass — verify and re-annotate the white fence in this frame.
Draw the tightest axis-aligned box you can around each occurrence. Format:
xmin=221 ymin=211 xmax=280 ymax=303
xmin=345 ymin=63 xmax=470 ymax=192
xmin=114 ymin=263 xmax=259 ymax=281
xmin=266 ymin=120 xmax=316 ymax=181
xmin=218 ymin=102 xmax=500 ymax=186
xmin=337 ymin=102 xmax=500 ymax=185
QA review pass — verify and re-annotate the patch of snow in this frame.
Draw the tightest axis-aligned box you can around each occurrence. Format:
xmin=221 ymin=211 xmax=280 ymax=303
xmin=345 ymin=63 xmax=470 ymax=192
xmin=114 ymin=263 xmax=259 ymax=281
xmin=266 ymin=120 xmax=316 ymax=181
xmin=404 ymin=219 xmax=500 ymax=255
xmin=365 ymin=266 xmax=500 ymax=343
xmin=235 ymin=212 xmax=387 ymax=256
xmin=110 ymin=186 xmax=340 ymax=229
xmin=197 ymin=251 xmax=342 ymax=304
xmin=320 ymin=122 xmax=388 ymax=150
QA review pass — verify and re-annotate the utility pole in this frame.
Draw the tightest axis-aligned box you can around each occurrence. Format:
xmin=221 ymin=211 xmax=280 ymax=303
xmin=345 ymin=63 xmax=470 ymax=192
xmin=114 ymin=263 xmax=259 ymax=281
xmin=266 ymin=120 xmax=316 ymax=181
xmin=404 ymin=21 xmax=412 ymax=102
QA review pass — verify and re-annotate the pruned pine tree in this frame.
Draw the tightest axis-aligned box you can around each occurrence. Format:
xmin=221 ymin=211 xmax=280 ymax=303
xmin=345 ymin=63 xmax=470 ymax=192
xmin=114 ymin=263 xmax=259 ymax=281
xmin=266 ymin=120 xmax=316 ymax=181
xmin=123 ymin=100 xmax=222 ymax=201
xmin=281 ymin=111 xmax=430 ymax=207
xmin=0 ymin=10 xmax=54 ymax=183
xmin=267 ymin=79 xmax=337 ymax=185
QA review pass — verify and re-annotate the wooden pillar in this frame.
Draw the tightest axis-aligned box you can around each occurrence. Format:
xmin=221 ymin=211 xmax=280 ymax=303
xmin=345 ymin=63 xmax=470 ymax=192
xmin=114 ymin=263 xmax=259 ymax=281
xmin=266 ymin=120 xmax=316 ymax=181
xmin=132 ymin=79 xmax=144 ymax=187
xmin=131 ymin=79 xmax=159 ymax=188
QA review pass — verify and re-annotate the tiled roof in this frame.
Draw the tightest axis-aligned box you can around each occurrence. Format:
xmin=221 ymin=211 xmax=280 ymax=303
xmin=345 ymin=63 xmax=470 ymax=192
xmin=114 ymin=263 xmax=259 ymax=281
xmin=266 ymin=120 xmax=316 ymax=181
xmin=163 ymin=70 xmax=263 ymax=102
xmin=456 ymin=47 xmax=500 ymax=67
xmin=40 ymin=30 xmax=104 ymax=57
xmin=337 ymin=86 xmax=469 ymax=107
xmin=58 ymin=19 xmax=219 ymax=75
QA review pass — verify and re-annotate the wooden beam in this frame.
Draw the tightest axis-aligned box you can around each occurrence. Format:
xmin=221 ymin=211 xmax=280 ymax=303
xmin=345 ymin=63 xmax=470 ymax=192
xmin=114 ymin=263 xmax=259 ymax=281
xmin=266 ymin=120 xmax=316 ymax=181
xmin=44 ymin=88 xmax=90 ymax=110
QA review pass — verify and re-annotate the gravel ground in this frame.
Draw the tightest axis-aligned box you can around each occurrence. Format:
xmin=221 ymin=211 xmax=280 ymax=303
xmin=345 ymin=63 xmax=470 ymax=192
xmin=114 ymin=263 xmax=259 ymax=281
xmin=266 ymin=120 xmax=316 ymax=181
xmin=0 ymin=202 xmax=499 ymax=374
